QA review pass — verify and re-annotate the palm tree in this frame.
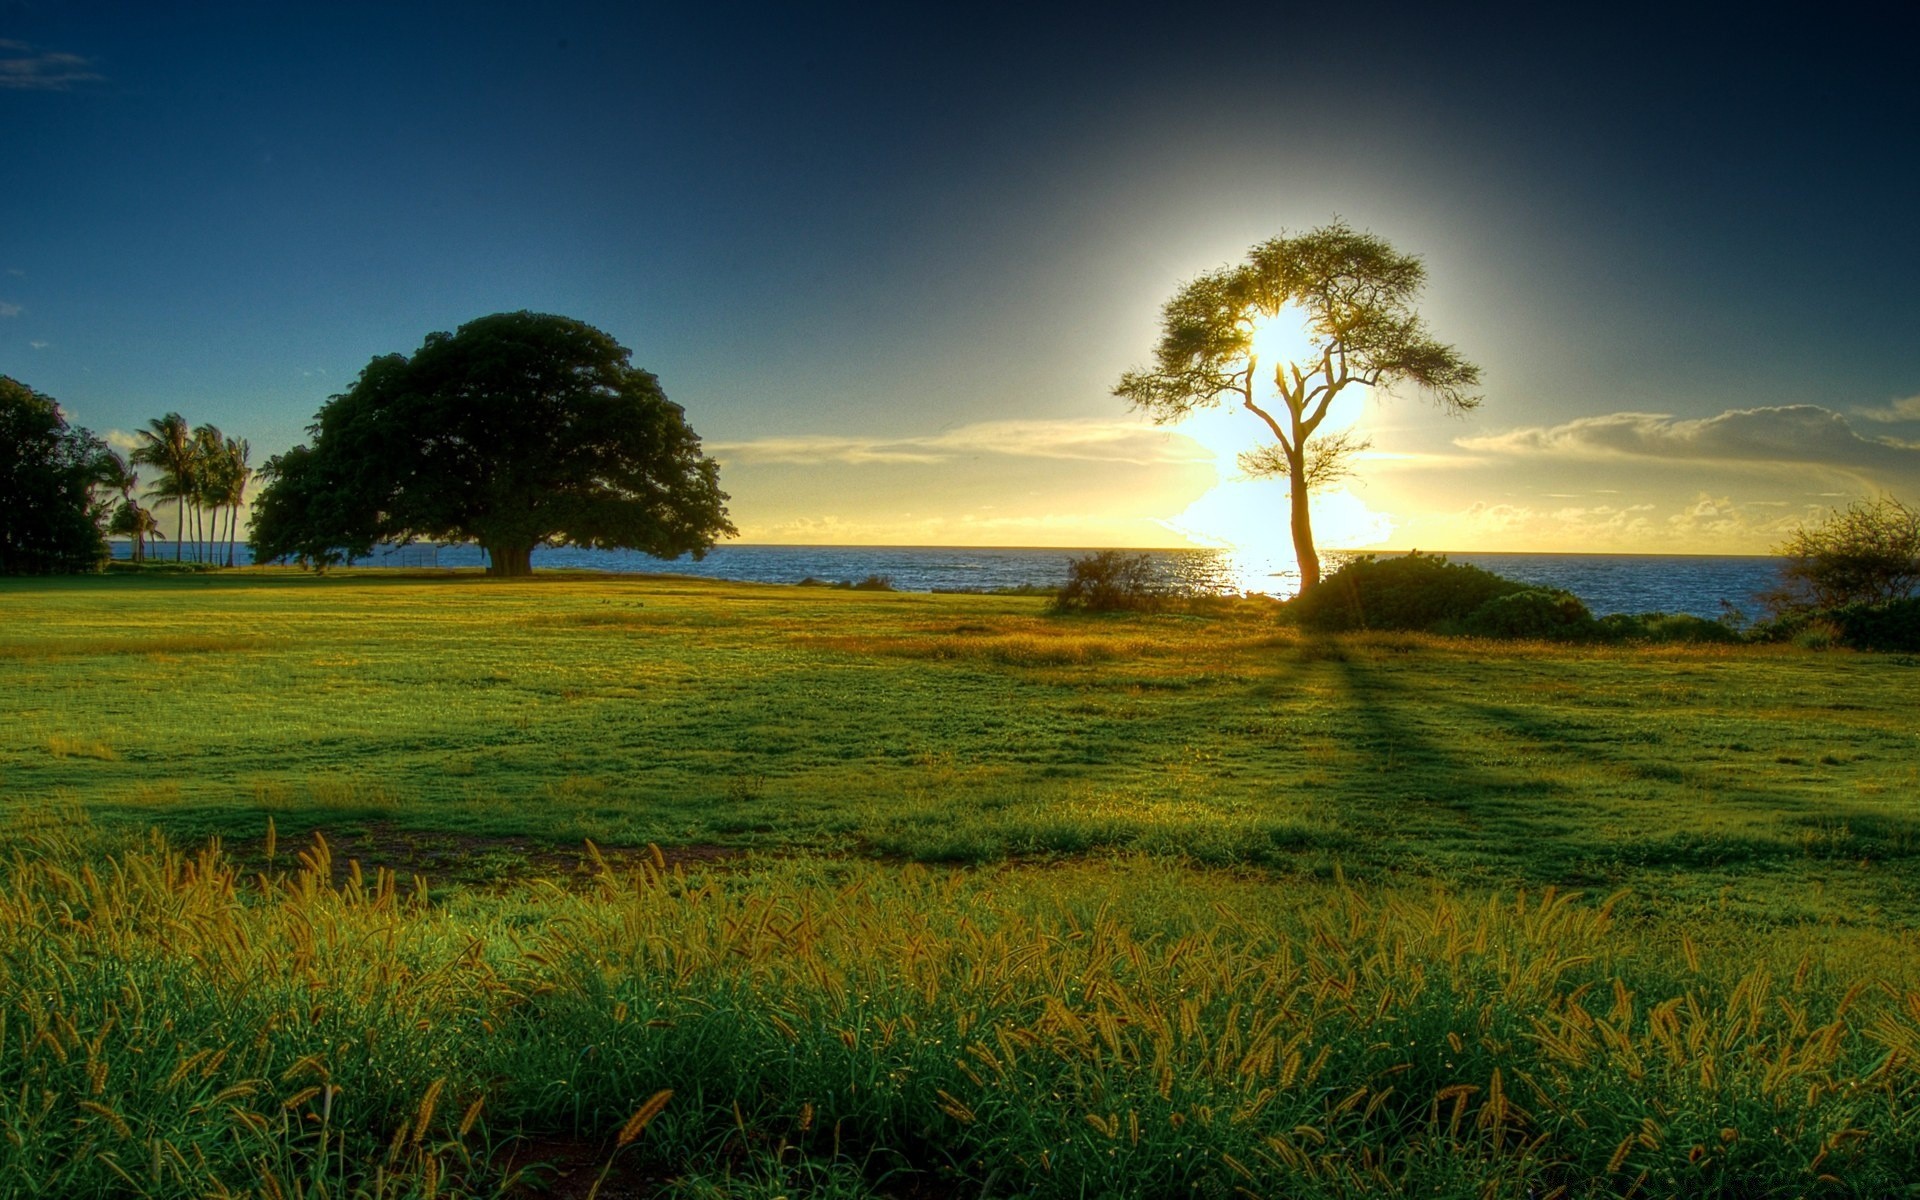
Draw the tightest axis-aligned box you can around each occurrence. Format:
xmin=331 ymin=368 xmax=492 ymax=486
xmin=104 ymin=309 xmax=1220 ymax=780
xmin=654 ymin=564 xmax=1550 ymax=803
xmin=107 ymin=497 xmax=164 ymax=562
xmin=95 ymin=449 xmax=159 ymax=562
xmin=221 ymin=436 xmax=251 ymax=567
xmin=191 ymin=424 xmax=227 ymax=563
xmin=131 ymin=413 xmax=194 ymax=562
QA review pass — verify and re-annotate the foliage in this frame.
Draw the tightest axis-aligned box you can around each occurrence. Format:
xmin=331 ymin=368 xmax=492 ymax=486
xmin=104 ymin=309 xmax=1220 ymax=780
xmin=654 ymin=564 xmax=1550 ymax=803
xmin=1595 ymin=610 xmax=1745 ymax=645
xmin=1455 ymin=586 xmax=1599 ymax=641
xmin=1768 ymin=495 xmax=1920 ymax=610
xmin=1115 ymin=223 xmax=1479 ymax=591
xmin=249 ymin=311 xmax=734 ymax=576
xmin=3 ymin=814 xmax=1918 ymax=1198
xmin=1048 ymin=549 xmax=1165 ymax=613
xmin=0 ymin=375 xmax=109 ymax=574
xmin=1284 ymin=552 xmax=1526 ymax=632
xmin=126 ymin=414 xmax=250 ymax=566
xmin=1753 ymin=597 xmax=1920 ymax=653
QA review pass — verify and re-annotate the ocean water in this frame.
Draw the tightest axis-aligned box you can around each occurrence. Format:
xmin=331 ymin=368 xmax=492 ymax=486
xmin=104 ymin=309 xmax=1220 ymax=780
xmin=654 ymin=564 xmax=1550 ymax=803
xmin=115 ymin=541 xmax=1785 ymax=619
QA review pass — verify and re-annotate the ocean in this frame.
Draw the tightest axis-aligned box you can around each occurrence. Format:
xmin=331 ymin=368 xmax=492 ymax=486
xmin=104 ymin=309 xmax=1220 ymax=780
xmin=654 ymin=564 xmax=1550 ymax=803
xmin=114 ymin=541 xmax=1786 ymax=620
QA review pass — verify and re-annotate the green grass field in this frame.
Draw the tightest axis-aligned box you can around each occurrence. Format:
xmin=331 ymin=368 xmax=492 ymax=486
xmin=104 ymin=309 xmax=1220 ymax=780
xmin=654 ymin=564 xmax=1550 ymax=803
xmin=2 ymin=570 xmax=1917 ymax=1197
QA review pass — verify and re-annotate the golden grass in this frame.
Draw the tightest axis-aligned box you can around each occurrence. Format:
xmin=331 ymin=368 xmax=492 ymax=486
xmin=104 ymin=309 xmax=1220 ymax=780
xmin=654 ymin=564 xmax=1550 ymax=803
xmin=44 ymin=734 xmax=118 ymax=761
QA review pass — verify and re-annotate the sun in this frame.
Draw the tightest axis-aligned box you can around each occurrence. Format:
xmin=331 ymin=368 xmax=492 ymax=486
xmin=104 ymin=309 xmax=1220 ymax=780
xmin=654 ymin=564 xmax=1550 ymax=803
xmin=1156 ymin=309 xmax=1396 ymax=590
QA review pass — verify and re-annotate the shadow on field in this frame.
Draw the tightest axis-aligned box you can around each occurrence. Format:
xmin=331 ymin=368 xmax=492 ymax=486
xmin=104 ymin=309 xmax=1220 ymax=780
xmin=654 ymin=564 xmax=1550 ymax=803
xmin=1312 ymin=637 xmax=1920 ymax=905
xmin=1307 ymin=640 xmax=1573 ymax=883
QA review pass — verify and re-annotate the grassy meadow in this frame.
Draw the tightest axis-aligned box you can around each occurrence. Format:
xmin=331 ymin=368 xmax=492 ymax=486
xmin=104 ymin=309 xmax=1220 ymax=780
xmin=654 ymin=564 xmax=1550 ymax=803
xmin=2 ymin=569 xmax=1918 ymax=1197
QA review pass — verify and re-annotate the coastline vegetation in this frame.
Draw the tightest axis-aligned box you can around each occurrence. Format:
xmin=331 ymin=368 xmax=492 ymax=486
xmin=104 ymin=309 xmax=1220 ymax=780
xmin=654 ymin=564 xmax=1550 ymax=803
xmin=3 ymin=570 xmax=1918 ymax=1196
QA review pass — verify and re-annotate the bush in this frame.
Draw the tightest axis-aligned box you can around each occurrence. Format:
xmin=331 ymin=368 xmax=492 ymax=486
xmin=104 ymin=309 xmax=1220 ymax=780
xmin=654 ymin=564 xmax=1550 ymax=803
xmin=1286 ymin=552 xmax=1527 ymax=632
xmin=1456 ymin=588 xmax=1598 ymax=641
xmin=1767 ymin=495 xmax=1920 ymax=611
xmin=1049 ymin=551 xmax=1164 ymax=613
xmin=1824 ymin=597 xmax=1920 ymax=651
xmin=1596 ymin=611 xmax=1745 ymax=645
xmin=850 ymin=574 xmax=894 ymax=592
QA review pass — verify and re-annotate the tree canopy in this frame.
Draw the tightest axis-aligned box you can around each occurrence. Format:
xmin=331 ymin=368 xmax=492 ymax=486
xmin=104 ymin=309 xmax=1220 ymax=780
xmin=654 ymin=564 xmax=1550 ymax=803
xmin=1116 ymin=222 xmax=1479 ymax=592
xmin=250 ymin=312 xmax=733 ymax=575
xmin=0 ymin=375 xmax=110 ymax=575
xmin=1768 ymin=495 xmax=1920 ymax=611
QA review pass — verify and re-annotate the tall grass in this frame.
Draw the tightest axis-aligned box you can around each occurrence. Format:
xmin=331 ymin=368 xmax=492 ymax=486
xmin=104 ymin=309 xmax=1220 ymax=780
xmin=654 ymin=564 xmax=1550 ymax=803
xmin=4 ymin=812 xmax=1916 ymax=1197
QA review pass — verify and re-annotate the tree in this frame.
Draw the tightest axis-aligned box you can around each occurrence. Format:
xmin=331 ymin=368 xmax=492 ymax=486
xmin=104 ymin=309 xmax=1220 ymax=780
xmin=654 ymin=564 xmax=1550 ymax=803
xmin=1768 ymin=495 xmax=1920 ymax=611
xmin=215 ymin=435 xmax=252 ymax=567
xmin=96 ymin=449 xmax=162 ymax=563
xmin=1116 ymin=222 xmax=1480 ymax=592
xmin=250 ymin=311 xmax=734 ymax=576
xmin=132 ymin=412 xmax=196 ymax=562
xmin=0 ymin=375 xmax=110 ymax=574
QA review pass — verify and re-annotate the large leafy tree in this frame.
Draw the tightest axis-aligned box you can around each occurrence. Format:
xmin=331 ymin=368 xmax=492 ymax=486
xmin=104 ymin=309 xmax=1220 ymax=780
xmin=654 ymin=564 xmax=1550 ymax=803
xmin=0 ymin=376 xmax=110 ymax=574
xmin=1116 ymin=222 xmax=1481 ymax=592
xmin=251 ymin=311 xmax=734 ymax=575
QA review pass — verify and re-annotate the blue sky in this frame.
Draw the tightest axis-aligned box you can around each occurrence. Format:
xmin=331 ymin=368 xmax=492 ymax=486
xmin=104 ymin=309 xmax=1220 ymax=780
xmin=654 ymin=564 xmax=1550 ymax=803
xmin=4 ymin=2 xmax=1917 ymax=553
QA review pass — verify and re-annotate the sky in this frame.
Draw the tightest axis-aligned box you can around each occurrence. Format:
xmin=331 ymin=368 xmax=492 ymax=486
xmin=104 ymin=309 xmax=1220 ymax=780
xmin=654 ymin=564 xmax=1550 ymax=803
xmin=4 ymin=2 xmax=1918 ymax=558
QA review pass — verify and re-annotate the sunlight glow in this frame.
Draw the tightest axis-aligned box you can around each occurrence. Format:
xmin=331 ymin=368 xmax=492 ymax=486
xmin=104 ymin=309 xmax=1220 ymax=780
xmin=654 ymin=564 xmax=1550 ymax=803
xmin=1156 ymin=307 xmax=1390 ymax=585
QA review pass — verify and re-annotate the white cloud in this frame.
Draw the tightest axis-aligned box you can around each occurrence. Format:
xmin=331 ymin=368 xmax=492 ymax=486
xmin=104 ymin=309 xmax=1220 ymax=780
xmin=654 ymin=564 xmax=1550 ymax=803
xmin=1458 ymin=405 xmax=1919 ymax=476
xmin=1854 ymin=395 xmax=1920 ymax=424
xmin=29 ymin=340 xmax=47 ymax=349
xmin=103 ymin=429 xmax=143 ymax=454
xmin=0 ymin=301 xmax=21 ymax=318
xmin=0 ymin=41 xmax=103 ymax=91
xmin=709 ymin=417 xmax=1212 ymax=469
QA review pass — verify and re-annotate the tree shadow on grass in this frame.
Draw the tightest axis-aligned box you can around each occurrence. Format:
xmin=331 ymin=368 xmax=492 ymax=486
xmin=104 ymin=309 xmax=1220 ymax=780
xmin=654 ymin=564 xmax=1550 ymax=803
xmin=1304 ymin=638 xmax=1576 ymax=888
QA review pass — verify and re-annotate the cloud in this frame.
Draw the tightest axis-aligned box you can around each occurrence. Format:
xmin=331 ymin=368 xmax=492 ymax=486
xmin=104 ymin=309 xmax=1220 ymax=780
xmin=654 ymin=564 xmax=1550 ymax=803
xmin=709 ymin=417 xmax=1213 ymax=468
xmin=1423 ymin=494 xmax=1819 ymax=553
xmin=0 ymin=40 xmax=104 ymax=91
xmin=29 ymin=340 xmax=47 ymax=349
xmin=0 ymin=301 xmax=20 ymax=318
xmin=1854 ymin=395 xmax=1920 ymax=424
xmin=103 ymin=429 xmax=143 ymax=454
xmin=1458 ymin=405 xmax=1919 ymax=475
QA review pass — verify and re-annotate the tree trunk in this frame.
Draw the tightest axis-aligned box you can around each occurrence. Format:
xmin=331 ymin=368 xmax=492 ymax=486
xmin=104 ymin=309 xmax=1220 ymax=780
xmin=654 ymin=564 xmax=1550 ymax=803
xmin=483 ymin=540 xmax=535 ymax=577
xmin=174 ymin=502 xmax=183 ymax=562
xmin=1289 ymin=456 xmax=1321 ymax=593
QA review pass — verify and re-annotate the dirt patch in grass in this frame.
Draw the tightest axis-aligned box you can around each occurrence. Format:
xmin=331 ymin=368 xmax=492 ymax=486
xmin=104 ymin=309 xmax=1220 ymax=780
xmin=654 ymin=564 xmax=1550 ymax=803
xmin=497 ymin=1136 xmax=659 ymax=1198
xmin=226 ymin=823 xmax=744 ymax=888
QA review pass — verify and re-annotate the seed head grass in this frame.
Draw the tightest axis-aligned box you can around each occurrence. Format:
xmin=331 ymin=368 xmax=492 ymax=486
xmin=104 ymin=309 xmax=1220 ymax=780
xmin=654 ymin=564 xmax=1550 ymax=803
xmin=2 ymin=814 xmax=1917 ymax=1197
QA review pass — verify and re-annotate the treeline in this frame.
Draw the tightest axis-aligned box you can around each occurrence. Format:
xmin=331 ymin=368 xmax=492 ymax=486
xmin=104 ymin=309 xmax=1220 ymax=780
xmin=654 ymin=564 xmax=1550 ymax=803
xmin=110 ymin=412 xmax=253 ymax=566
xmin=0 ymin=375 xmax=252 ymax=574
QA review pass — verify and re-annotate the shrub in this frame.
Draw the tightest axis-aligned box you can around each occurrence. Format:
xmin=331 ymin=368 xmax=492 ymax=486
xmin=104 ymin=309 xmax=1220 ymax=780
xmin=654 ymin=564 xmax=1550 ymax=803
xmin=1596 ymin=611 xmax=1745 ymax=645
xmin=1456 ymin=588 xmax=1598 ymax=641
xmin=1767 ymin=495 xmax=1920 ymax=611
xmin=1286 ymin=552 xmax=1527 ymax=632
xmin=1818 ymin=598 xmax=1920 ymax=652
xmin=850 ymin=574 xmax=895 ymax=592
xmin=1049 ymin=551 xmax=1164 ymax=613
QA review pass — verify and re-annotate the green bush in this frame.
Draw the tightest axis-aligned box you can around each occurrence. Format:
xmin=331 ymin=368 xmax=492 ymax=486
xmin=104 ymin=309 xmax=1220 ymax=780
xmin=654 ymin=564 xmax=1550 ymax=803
xmin=1751 ymin=597 xmax=1919 ymax=652
xmin=1455 ymin=587 xmax=1598 ymax=641
xmin=1049 ymin=551 xmax=1165 ymax=613
xmin=1596 ymin=611 xmax=1745 ymax=645
xmin=1820 ymin=598 xmax=1920 ymax=652
xmin=1286 ymin=552 xmax=1527 ymax=632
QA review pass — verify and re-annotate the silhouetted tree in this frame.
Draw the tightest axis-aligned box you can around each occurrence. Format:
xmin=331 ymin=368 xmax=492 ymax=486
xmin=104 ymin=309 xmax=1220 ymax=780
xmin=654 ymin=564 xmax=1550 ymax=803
xmin=0 ymin=376 xmax=110 ymax=574
xmin=1116 ymin=222 xmax=1480 ymax=592
xmin=1768 ymin=496 xmax=1920 ymax=610
xmin=250 ymin=311 xmax=733 ymax=575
